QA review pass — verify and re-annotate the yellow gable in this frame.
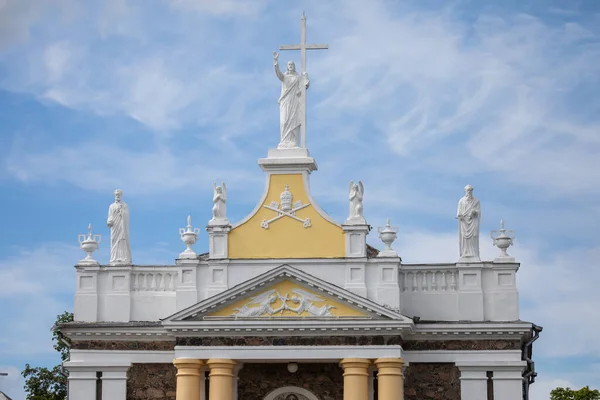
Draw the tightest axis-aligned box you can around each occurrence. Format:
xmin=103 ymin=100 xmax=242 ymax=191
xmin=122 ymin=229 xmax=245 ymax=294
xmin=228 ymin=173 xmax=345 ymax=259
xmin=208 ymin=279 xmax=367 ymax=318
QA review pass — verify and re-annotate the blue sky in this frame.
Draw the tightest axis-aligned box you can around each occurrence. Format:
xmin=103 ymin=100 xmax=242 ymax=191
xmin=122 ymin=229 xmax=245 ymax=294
xmin=0 ymin=0 xmax=599 ymax=399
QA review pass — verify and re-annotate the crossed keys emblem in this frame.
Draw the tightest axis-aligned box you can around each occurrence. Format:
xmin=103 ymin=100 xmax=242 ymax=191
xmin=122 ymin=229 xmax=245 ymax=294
xmin=261 ymin=184 xmax=312 ymax=229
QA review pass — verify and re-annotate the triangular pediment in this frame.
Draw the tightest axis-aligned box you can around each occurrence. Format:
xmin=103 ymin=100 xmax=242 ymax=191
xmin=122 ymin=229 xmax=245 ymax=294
xmin=163 ymin=265 xmax=410 ymax=323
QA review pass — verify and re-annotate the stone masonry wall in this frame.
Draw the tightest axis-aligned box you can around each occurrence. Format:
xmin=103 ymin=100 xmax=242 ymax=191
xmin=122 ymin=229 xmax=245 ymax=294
xmin=404 ymin=363 xmax=461 ymax=400
xmin=127 ymin=364 xmax=177 ymax=400
xmin=238 ymin=363 xmax=343 ymax=400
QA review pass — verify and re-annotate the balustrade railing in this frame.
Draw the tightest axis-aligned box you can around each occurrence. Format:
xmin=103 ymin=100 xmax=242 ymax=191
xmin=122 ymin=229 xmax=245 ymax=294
xmin=400 ymin=266 xmax=458 ymax=292
xmin=131 ymin=270 xmax=177 ymax=292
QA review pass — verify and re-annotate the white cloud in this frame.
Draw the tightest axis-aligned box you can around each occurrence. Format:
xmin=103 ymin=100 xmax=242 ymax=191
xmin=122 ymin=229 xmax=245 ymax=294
xmin=4 ymin=140 xmax=262 ymax=196
xmin=309 ymin=1 xmax=600 ymax=197
xmin=0 ymin=244 xmax=77 ymax=358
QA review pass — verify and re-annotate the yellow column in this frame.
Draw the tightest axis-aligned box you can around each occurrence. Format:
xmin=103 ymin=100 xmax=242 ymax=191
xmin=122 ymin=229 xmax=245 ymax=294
xmin=340 ymin=358 xmax=371 ymax=400
xmin=207 ymin=358 xmax=237 ymax=400
xmin=374 ymin=358 xmax=405 ymax=400
xmin=173 ymin=358 xmax=204 ymax=400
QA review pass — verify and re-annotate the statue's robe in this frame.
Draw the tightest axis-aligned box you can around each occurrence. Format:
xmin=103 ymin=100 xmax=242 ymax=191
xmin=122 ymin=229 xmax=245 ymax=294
xmin=457 ymin=196 xmax=481 ymax=260
xmin=107 ymin=201 xmax=131 ymax=265
xmin=278 ymin=71 xmax=307 ymax=148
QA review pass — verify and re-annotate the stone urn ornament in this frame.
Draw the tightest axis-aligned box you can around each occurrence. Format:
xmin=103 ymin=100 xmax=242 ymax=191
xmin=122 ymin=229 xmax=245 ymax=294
xmin=179 ymin=215 xmax=200 ymax=259
xmin=78 ymin=223 xmax=102 ymax=265
xmin=490 ymin=219 xmax=515 ymax=261
xmin=377 ymin=219 xmax=399 ymax=257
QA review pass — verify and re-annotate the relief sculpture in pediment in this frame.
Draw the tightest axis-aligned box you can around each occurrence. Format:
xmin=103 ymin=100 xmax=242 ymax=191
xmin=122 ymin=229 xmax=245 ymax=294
xmin=232 ymin=288 xmax=335 ymax=318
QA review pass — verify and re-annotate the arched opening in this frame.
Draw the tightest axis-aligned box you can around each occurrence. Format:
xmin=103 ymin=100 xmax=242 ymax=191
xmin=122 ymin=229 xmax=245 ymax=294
xmin=263 ymin=385 xmax=320 ymax=400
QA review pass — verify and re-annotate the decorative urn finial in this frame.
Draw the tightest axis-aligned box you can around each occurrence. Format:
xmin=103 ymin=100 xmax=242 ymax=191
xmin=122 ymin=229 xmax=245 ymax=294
xmin=78 ymin=223 xmax=102 ymax=265
xmin=280 ymin=184 xmax=293 ymax=212
xmin=491 ymin=218 xmax=515 ymax=261
xmin=377 ymin=219 xmax=399 ymax=257
xmin=179 ymin=215 xmax=200 ymax=259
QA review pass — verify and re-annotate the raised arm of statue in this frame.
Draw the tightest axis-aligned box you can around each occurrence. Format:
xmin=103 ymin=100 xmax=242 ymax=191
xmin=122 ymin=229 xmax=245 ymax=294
xmin=303 ymin=71 xmax=310 ymax=89
xmin=273 ymin=51 xmax=284 ymax=81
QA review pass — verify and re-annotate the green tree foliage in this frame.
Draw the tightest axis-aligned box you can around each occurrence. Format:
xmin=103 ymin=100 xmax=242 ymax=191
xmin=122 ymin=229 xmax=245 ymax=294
xmin=21 ymin=311 xmax=73 ymax=400
xmin=551 ymin=386 xmax=600 ymax=400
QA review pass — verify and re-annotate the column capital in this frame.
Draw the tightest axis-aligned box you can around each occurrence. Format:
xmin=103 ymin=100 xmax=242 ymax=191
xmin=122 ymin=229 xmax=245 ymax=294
xmin=340 ymin=358 xmax=371 ymax=370
xmin=174 ymin=358 xmax=204 ymax=378
xmin=207 ymin=359 xmax=237 ymax=378
xmin=374 ymin=358 xmax=405 ymax=367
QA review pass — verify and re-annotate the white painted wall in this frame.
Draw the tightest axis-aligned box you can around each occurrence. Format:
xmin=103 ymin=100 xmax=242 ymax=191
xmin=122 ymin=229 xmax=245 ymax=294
xmin=74 ymin=258 xmax=519 ymax=323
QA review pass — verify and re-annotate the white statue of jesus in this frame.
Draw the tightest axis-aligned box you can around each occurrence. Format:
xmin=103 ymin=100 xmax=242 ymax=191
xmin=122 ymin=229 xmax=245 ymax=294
xmin=456 ymin=185 xmax=481 ymax=261
xmin=274 ymin=51 xmax=309 ymax=149
xmin=107 ymin=189 xmax=132 ymax=265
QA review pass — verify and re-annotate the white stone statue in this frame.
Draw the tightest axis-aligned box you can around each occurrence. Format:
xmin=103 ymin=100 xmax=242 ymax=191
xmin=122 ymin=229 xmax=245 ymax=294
xmin=274 ymin=51 xmax=309 ymax=149
xmin=287 ymin=288 xmax=335 ymax=317
xmin=107 ymin=189 xmax=132 ymax=265
xmin=209 ymin=181 xmax=229 ymax=225
xmin=456 ymin=184 xmax=481 ymax=261
xmin=346 ymin=180 xmax=365 ymax=224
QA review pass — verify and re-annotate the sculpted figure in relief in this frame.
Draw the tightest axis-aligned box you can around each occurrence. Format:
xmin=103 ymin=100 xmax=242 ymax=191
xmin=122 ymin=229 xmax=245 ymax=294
xmin=232 ymin=290 xmax=286 ymax=317
xmin=288 ymin=288 xmax=335 ymax=317
xmin=456 ymin=184 xmax=481 ymax=261
xmin=347 ymin=180 xmax=365 ymax=222
xmin=274 ymin=51 xmax=309 ymax=149
xmin=209 ymin=181 xmax=228 ymax=224
xmin=107 ymin=189 xmax=132 ymax=265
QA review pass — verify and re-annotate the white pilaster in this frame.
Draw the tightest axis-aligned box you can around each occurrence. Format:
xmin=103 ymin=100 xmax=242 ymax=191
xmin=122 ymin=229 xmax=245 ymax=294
xmin=456 ymin=262 xmax=484 ymax=321
xmin=483 ymin=262 xmax=519 ymax=321
xmin=176 ymin=259 xmax=199 ymax=311
xmin=207 ymin=259 xmax=229 ymax=298
xmin=66 ymin=368 xmax=97 ymax=400
xmin=344 ymin=260 xmax=367 ymax=297
xmin=375 ymin=259 xmax=401 ymax=310
xmin=492 ymin=365 xmax=525 ymax=400
xmin=458 ymin=367 xmax=488 ymax=400
xmin=74 ymin=266 xmax=99 ymax=322
xmin=106 ymin=267 xmax=132 ymax=322
xmin=207 ymin=225 xmax=231 ymax=259
xmin=101 ymin=366 xmax=129 ymax=400
xmin=233 ymin=363 xmax=243 ymax=400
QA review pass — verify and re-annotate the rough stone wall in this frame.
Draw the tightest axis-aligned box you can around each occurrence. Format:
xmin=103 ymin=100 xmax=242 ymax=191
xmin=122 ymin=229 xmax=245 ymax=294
xmin=177 ymin=335 xmax=402 ymax=346
xmin=127 ymin=363 xmax=177 ymax=400
xmin=71 ymin=340 xmax=175 ymax=350
xmin=403 ymin=339 xmax=520 ymax=351
xmin=403 ymin=363 xmax=461 ymax=400
xmin=238 ymin=363 xmax=343 ymax=400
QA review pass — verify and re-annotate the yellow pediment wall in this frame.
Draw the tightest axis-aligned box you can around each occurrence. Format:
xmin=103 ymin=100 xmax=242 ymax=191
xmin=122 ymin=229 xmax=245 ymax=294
xmin=228 ymin=174 xmax=345 ymax=259
xmin=208 ymin=279 xmax=367 ymax=318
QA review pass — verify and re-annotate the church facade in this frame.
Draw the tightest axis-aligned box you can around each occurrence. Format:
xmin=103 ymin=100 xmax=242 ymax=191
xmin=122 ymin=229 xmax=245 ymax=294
xmin=60 ymin=15 xmax=540 ymax=400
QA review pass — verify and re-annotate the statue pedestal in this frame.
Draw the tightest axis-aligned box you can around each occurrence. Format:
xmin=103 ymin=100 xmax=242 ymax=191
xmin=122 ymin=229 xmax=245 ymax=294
xmin=207 ymin=224 xmax=231 ymax=259
xmin=258 ymin=147 xmax=317 ymax=173
xmin=342 ymin=224 xmax=369 ymax=258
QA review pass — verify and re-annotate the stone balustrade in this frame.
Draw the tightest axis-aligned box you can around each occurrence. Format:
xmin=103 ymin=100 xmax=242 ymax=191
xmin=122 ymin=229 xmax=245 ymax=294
xmin=131 ymin=269 xmax=177 ymax=292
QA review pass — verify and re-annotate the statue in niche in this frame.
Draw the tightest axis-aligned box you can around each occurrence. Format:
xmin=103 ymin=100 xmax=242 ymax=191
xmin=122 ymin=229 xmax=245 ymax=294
xmin=274 ymin=51 xmax=309 ymax=149
xmin=107 ymin=189 xmax=132 ymax=265
xmin=209 ymin=181 xmax=228 ymax=225
xmin=347 ymin=180 xmax=365 ymax=223
xmin=456 ymin=184 xmax=481 ymax=261
xmin=288 ymin=288 xmax=335 ymax=317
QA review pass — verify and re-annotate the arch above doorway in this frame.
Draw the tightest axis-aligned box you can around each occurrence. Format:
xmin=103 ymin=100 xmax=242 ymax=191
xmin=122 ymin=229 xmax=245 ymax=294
xmin=263 ymin=386 xmax=320 ymax=400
